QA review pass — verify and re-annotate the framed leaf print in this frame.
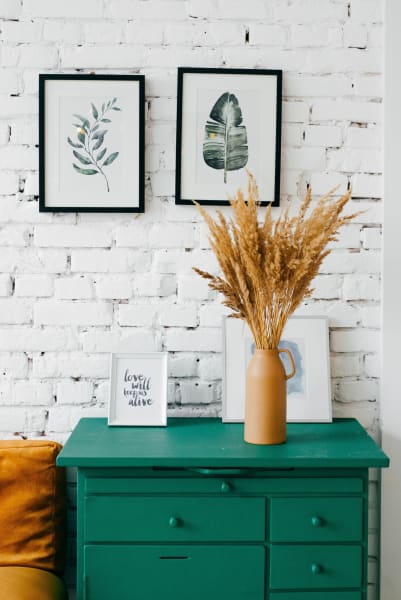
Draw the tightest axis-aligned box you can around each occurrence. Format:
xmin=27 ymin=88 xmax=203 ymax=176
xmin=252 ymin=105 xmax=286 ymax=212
xmin=175 ymin=68 xmax=282 ymax=206
xmin=39 ymin=74 xmax=145 ymax=212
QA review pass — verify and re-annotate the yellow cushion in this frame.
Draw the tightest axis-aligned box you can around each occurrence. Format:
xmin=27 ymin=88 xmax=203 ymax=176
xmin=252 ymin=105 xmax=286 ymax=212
xmin=0 ymin=440 xmax=67 ymax=575
xmin=0 ymin=566 xmax=67 ymax=600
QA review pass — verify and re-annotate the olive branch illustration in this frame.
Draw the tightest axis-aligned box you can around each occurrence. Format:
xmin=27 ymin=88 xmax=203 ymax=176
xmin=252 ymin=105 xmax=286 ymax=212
xmin=67 ymin=98 xmax=121 ymax=192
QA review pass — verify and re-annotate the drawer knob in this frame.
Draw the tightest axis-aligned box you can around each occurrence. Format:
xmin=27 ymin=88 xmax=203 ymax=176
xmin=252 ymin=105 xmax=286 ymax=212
xmin=311 ymin=516 xmax=323 ymax=528
xmin=311 ymin=563 xmax=323 ymax=575
xmin=220 ymin=481 xmax=231 ymax=493
xmin=168 ymin=517 xmax=179 ymax=528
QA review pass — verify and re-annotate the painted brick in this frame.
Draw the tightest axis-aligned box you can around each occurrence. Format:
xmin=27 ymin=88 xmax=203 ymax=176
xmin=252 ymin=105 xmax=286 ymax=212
xmin=0 ymin=225 xmax=30 ymax=246
xmin=336 ymin=380 xmax=379 ymax=403
xmin=0 ymin=354 xmax=29 ymax=378
xmin=331 ymin=355 xmax=362 ymax=378
xmin=343 ymin=274 xmax=381 ymax=300
xmin=365 ymin=354 xmax=381 ymax=378
xmin=149 ymin=223 xmax=196 ymax=249
xmin=344 ymin=23 xmax=368 ymax=48
xmin=159 ymin=305 xmax=198 ymax=327
xmin=135 ymin=274 xmax=176 ymax=297
xmin=188 ymin=0 xmax=266 ymax=20
xmin=352 ymin=75 xmax=383 ymax=97
xmin=178 ymin=276 xmax=214 ymax=301
xmin=55 ymin=277 xmax=93 ymax=300
xmin=284 ymin=74 xmax=352 ymax=97
xmin=13 ymin=382 xmax=54 ymax=406
xmin=304 ymin=125 xmax=342 ymax=147
xmin=82 ymin=330 xmax=160 ymax=353
xmin=166 ymin=328 xmax=222 ymax=352
xmin=0 ymin=172 xmax=19 ymax=194
xmin=118 ymin=304 xmax=157 ymax=327
xmin=291 ymin=25 xmax=342 ymax=47
xmin=312 ymin=275 xmax=342 ymax=300
xmin=169 ymin=354 xmax=197 ymax=378
xmin=331 ymin=329 xmax=380 ymax=353
xmin=0 ymin=274 xmax=12 ymax=296
xmin=179 ymin=381 xmax=217 ymax=405
xmin=57 ymin=381 xmax=93 ymax=405
xmin=126 ymin=22 xmax=164 ymax=45
xmin=283 ymin=148 xmax=326 ymax=171
xmin=0 ymin=145 xmax=37 ymax=169
xmin=0 ymin=299 xmax=31 ymax=324
xmin=312 ymin=100 xmax=382 ymax=123
xmin=96 ymin=276 xmax=133 ymax=300
xmin=22 ymin=0 xmax=103 ymax=18
xmin=362 ymin=228 xmax=382 ymax=249
xmin=351 ymin=0 xmax=383 ymax=23
xmin=15 ymin=275 xmax=53 ymax=297
xmin=345 ymin=126 xmax=382 ymax=148
xmin=0 ymin=0 xmax=21 ymax=19
xmin=197 ymin=355 xmax=222 ymax=380
xmin=360 ymin=306 xmax=381 ymax=328
xmin=83 ymin=22 xmax=124 ymax=44
xmin=71 ymin=249 xmax=138 ymax=273
xmin=273 ymin=0 xmax=347 ymax=22
xmin=33 ymin=354 xmax=109 ymax=379
xmin=43 ymin=21 xmax=81 ymax=43
xmin=0 ymin=328 xmax=78 ymax=352
xmin=34 ymin=302 xmax=113 ymax=326
xmin=34 ymin=225 xmax=112 ymax=248
xmin=18 ymin=45 xmax=58 ymax=68
xmin=60 ymin=45 xmax=147 ymax=69
xmin=1 ymin=21 xmax=42 ymax=43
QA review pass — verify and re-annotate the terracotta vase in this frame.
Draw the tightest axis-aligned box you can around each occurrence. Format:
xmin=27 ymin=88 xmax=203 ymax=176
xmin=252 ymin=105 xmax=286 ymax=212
xmin=244 ymin=348 xmax=296 ymax=445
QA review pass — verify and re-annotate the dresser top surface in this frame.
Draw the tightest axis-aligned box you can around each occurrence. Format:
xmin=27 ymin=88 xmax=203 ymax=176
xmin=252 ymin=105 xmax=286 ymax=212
xmin=57 ymin=418 xmax=389 ymax=468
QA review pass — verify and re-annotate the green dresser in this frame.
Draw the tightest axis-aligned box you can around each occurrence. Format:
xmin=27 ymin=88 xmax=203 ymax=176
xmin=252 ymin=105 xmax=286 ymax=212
xmin=57 ymin=418 xmax=389 ymax=600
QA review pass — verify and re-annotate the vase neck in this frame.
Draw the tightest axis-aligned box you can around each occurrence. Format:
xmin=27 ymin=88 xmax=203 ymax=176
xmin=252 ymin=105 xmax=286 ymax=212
xmin=253 ymin=349 xmax=279 ymax=355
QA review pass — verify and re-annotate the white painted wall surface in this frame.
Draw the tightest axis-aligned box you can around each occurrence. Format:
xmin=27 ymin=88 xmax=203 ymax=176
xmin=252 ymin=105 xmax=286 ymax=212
xmin=381 ymin=1 xmax=401 ymax=597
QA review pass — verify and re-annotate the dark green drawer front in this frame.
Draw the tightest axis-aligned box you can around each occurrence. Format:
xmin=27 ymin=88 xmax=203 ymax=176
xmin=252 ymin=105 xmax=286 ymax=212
xmin=85 ymin=496 xmax=265 ymax=542
xmin=270 ymin=497 xmax=363 ymax=542
xmin=269 ymin=593 xmax=361 ymax=600
xmin=270 ymin=545 xmax=362 ymax=590
xmin=84 ymin=545 xmax=265 ymax=600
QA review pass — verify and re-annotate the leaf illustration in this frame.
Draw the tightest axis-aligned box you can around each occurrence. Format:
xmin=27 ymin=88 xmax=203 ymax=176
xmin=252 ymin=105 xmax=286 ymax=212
xmin=93 ymin=134 xmax=105 ymax=151
xmin=73 ymin=114 xmax=90 ymax=129
xmin=103 ymin=151 xmax=119 ymax=167
xmin=67 ymin=97 xmax=121 ymax=193
xmin=73 ymin=164 xmax=98 ymax=175
xmin=92 ymin=129 xmax=106 ymax=140
xmin=203 ymin=92 xmax=248 ymax=184
xmin=97 ymin=147 xmax=107 ymax=161
xmin=67 ymin=137 xmax=83 ymax=149
xmin=73 ymin=150 xmax=92 ymax=165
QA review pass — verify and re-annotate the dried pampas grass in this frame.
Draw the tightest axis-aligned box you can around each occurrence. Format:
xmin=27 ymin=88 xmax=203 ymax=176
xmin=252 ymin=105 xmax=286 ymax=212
xmin=194 ymin=173 xmax=357 ymax=350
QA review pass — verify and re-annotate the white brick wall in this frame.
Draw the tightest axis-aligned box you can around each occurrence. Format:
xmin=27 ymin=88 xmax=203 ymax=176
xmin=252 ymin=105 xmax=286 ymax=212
xmin=0 ymin=1 xmax=383 ymax=594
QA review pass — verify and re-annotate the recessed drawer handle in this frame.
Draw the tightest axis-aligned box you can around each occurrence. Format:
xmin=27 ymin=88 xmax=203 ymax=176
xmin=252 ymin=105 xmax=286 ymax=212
xmin=311 ymin=563 xmax=324 ymax=575
xmin=311 ymin=516 xmax=324 ymax=527
xmin=169 ymin=516 xmax=180 ymax=528
xmin=187 ymin=468 xmax=248 ymax=476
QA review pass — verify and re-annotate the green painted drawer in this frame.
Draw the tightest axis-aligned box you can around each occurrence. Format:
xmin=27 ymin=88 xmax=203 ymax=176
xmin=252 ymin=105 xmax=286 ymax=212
xmin=270 ymin=497 xmax=363 ymax=542
xmin=84 ymin=496 xmax=265 ymax=542
xmin=270 ymin=545 xmax=362 ymax=590
xmin=84 ymin=545 xmax=265 ymax=600
xmin=269 ymin=593 xmax=361 ymax=600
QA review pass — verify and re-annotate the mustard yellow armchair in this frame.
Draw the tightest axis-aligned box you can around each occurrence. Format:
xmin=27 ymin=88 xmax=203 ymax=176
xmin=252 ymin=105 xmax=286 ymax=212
xmin=0 ymin=440 xmax=68 ymax=600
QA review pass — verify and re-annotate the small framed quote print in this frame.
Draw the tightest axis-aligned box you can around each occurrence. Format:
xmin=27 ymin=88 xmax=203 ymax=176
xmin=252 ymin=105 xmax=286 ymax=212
xmin=108 ymin=353 xmax=168 ymax=427
xmin=175 ymin=67 xmax=282 ymax=206
xmin=39 ymin=74 xmax=145 ymax=212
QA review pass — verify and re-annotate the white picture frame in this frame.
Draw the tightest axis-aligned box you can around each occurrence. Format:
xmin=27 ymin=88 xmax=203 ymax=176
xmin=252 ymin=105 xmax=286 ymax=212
xmin=223 ymin=316 xmax=332 ymax=423
xmin=108 ymin=353 xmax=168 ymax=426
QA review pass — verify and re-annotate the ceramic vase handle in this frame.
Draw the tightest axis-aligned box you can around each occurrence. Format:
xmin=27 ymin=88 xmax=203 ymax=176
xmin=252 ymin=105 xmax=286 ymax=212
xmin=279 ymin=348 xmax=296 ymax=380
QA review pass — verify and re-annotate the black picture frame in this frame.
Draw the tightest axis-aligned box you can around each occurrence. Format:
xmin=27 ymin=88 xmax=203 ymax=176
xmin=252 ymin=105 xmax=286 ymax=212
xmin=39 ymin=74 xmax=145 ymax=213
xmin=175 ymin=67 xmax=282 ymax=207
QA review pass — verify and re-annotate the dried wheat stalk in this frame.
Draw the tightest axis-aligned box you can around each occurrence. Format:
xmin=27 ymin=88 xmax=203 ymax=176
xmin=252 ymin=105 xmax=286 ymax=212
xmin=194 ymin=173 xmax=358 ymax=349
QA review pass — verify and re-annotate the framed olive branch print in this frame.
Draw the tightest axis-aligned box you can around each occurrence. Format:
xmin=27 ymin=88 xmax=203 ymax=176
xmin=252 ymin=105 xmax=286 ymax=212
xmin=39 ymin=74 xmax=145 ymax=212
xmin=175 ymin=68 xmax=282 ymax=206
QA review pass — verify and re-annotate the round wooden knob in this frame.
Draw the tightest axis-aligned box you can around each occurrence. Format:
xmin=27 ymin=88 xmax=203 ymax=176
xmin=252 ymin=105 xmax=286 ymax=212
xmin=311 ymin=516 xmax=323 ymax=527
xmin=169 ymin=517 xmax=179 ymax=528
xmin=221 ymin=481 xmax=231 ymax=493
xmin=311 ymin=563 xmax=323 ymax=575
